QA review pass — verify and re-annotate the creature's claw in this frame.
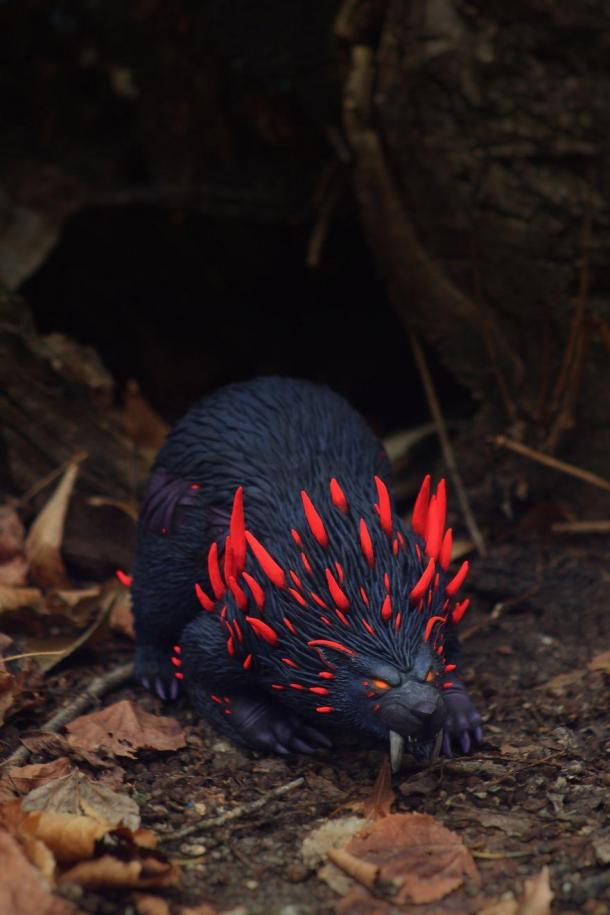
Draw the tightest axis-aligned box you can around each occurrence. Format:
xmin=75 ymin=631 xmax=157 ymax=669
xmin=169 ymin=678 xmax=180 ymax=701
xmin=141 ymin=677 xmax=151 ymax=691
xmin=135 ymin=643 xmax=181 ymax=702
xmin=298 ymin=723 xmax=333 ymax=749
xmin=441 ymin=679 xmax=483 ymax=757
xmin=227 ymin=696 xmax=331 ymax=757
xmin=154 ymin=677 xmax=167 ymax=700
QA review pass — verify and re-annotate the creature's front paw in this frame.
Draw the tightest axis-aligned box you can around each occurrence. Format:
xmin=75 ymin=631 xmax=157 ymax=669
xmin=134 ymin=642 xmax=182 ymax=701
xmin=441 ymin=679 xmax=483 ymax=757
xmin=229 ymin=696 xmax=333 ymax=756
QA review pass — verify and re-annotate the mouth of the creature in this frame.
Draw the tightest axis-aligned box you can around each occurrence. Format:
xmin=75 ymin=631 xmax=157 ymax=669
xmin=389 ymin=729 xmax=443 ymax=773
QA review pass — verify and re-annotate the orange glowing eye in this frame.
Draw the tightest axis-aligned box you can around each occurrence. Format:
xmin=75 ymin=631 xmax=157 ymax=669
xmin=372 ymin=678 xmax=391 ymax=690
xmin=425 ymin=670 xmax=435 ymax=682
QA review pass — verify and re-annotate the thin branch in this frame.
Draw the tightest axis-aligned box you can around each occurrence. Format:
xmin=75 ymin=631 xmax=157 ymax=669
xmin=551 ymin=520 xmax=610 ymax=534
xmin=492 ymin=435 xmax=610 ymax=494
xmin=409 ymin=330 xmax=486 ymax=557
xmin=167 ymin=777 xmax=305 ymax=842
xmin=1 ymin=662 xmax=133 ymax=770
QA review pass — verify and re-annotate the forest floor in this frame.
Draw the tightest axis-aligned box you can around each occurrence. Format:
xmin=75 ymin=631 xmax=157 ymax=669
xmin=1 ymin=534 xmax=609 ymax=915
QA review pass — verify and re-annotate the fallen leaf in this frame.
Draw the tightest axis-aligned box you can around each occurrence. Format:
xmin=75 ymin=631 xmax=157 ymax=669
xmin=22 ymin=769 xmax=140 ymax=831
xmin=19 ymin=809 xmax=110 ymax=863
xmin=0 ymin=668 xmax=20 ymax=724
xmin=25 ymin=458 xmax=82 ymax=589
xmin=0 ymin=584 xmax=43 ymax=614
xmin=302 ymin=816 xmax=367 ymax=870
xmin=477 ymin=812 xmax=535 ymax=838
xmin=0 ymin=829 xmax=74 ymax=915
xmin=0 ymin=555 xmax=28 ymax=587
xmin=20 ymin=730 xmax=117 ymax=769
xmin=58 ymin=847 xmax=180 ymax=889
xmin=327 ymin=847 xmax=379 ymax=888
xmin=133 ymin=894 xmax=171 ymax=915
xmin=7 ymin=757 xmax=73 ymax=793
xmin=476 ymin=900 xmax=518 ymax=915
xmin=588 ymin=650 xmax=610 ymax=674
xmin=109 ymin=589 xmax=135 ymax=639
xmin=66 ymin=699 xmax=186 ymax=758
xmin=362 ymin=757 xmax=395 ymax=820
xmin=45 ymin=586 xmax=101 ymax=622
xmin=593 ymin=836 xmax=610 ymax=865
xmin=538 ymin=670 xmax=583 ymax=692
xmin=519 ymin=866 xmax=553 ymax=915
xmin=345 ymin=812 xmax=480 ymax=904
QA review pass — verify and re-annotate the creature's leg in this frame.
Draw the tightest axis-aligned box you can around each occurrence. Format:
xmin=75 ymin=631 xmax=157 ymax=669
xmin=180 ymin=615 xmax=332 ymax=756
xmin=441 ymin=626 xmax=483 ymax=757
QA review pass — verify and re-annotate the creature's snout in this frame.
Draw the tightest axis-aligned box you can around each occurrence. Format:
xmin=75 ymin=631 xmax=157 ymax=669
xmin=379 ymin=681 xmax=446 ymax=740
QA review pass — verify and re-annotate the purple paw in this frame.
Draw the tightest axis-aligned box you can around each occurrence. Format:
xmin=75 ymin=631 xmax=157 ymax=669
xmin=228 ymin=696 xmax=332 ymax=756
xmin=135 ymin=644 xmax=182 ymax=702
xmin=441 ymin=679 xmax=483 ymax=757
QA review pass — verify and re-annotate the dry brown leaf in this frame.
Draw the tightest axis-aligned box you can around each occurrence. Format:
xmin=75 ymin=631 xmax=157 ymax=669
xmin=0 ymin=554 xmax=29 ymax=587
xmin=133 ymin=894 xmax=171 ymax=915
xmin=519 ymin=866 xmax=553 ymax=915
xmin=537 ymin=669 xmax=583 ymax=692
xmin=22 ymin=769 xmax=140 ymax=831
xmin=0 ymin=583 xmax=43 ymax=614
xmin=588 ymin=650 xmax=610 ymax=673
xmin=327 ymin=847 xmax=379 ymax=888
xmin=20 ymin=833 xmax=57 ymax=880
xmin=25 ymin=458 xmax=81 ymax=589
xmin=110 ymin=589 xmax=135 ymax=639
xmin=66 ymin=699 xmax=186 ymax=758
xmin=59 ymin=848 xmax=180 ymax=889
xmin=0 ymin=829 xmax=74 ymax=915
xmin=19 ymin=808 xmax=110 ymax=863
xmin=45 ymin=586 xmax=101 ymax=621
xmin=7 ymin=757 xmax=73 ymax=792
xmin=346 ymin=812 xmax=480 ymax=905
xmin=362 ymin=757 xmax=395 ymax=820
xmin=0 ymin=668 xmax=21 ymax=725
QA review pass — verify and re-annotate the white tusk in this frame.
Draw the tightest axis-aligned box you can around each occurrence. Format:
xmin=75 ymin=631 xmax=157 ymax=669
xmin=431 ymin=730 xmax=443 ymax=761
xmin=389 ymin=730 xmax=405 ymax=773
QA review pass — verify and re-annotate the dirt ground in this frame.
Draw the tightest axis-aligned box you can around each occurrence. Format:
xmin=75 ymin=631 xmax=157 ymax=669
xmin=2 ymin=532 xmax=608 ymax=915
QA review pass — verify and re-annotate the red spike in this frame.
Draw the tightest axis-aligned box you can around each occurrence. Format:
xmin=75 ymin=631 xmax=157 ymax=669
xmin=289 ymin=570 xmax=303 ymax=589
xmin=190 ymin=482 xmax=201 ymax=490
xmin=397 ymin=531 xmax=406 ymax=548
xmin=412 ymin=474 xmax=431 ymax=536
xmin=228 ymin=575 xmax=248 ymax=611
xmin=220 ymin=604 xmax=227 ymax=620
xmin=290 ymin=682 xmax=305 ymax=690
xmin=359 ymin=586 xmax=370 ymax=607
xmin=211 ymin=694 xmax=223 ymax=704
xmin=384 ymin=572 xmax=390 ymax=591
xmin=310 ymin=591 xmax=329 ymax=610
xmin=436 ymin=479 xmax=447 ymax=537
xmin=175 ymin=671 xmax=184 ymax=680
xmin=245 ymin=532 xmax=286 ymax=588
xmin=195 ymin=582 xmax=215 ymax=612
xmin=283 ymin=617 xmax=297 ymax=635
xmin=330 ymin=478 xmax=349 ymax=513
xmin=288 ymin=587 xmax=307 ymax=608
xmin=291 ymin=528 xmax=302 ymax=547
xmin=434 ymin=573 xmax=440 ymax=590
xmin=271 ymin=684 xmax=284 ymax=690
xmin=415 ymin=543 xmax=422 ymax=562
xmin=334 ymin=561 xmax=344 ymax=583
xmin=116 ymin=569 xmax=132 ymax=587
xmin=392 ymin=537 xmax=399 ymax=556
xmin=243 ymin=653 xmax=252 ymax=670
xmin=208 ymin=541 xmax=225 ymax=598
xmin=315 ymin=706 xmax=334 ymax=713
xmin=226 ymin=635 xmax=235 ymax=656
xmin=281 ymin=657 xmax=298 ymax=668
xmin=410 ymin=557 xmax=436 ymax=601
xmin=319 ymin=671 xmax=335 ymax=679
xmin=335 ymin=609 xmax=350 ymax=627
xmin=362 ymin=619 xmax=376 ymax=637
xmin=245 ymin=616 xmax=278 ymax=645
xmin=223 ymin=536 xmax=236 ymax=583
xmin=394 ymin=612 xmax=402 ymax=630
xmin=424 ymin=615 xmax=445 ymax=642
xmin=320 ymin=615 xmax=332 ymax=627
xmin=171 ymin=656 xmax=181 ymax=667
xmin=325 ymin=568 xmax=350 ymax=611
xmin=446 ymin=561 xmax=469 ymax=597
xmin=301 ymin=490 xmax=329 ymax=548
xmin=374 ymin=476 xmax=393 ymax=537
xmin=444 ymin=663 xmax=457 ymax=672
xmin=232 ymin=619 xmax=243 ymax=642
xmin=173 ymin=645 xmax=181 ymax=654
xmin=241 ymin=571 xmax=265 ymax=611
xmin=425 ymin=495 xmax=443 ymax=560
xmin=381 ymin=594 xmax=392 ymax=621
xmin=309 ymin=686 xmax=329 ymax=695
xmin=442 ymin=681 xmax=455 ymax=690
xmin=451 ymin=597 xmax=470 ymax=624
xmin=300 ymin=552 xmax=312 ymax=575
xmin=360 ymin=518 xmax=375 ymax=569
xmin=230 ymin=486 xmax=247 ymax=572
xmin=440 ymin=528 xmax=453 ymax=571
xmin=307 ymin=639 xmax=355 ymax=656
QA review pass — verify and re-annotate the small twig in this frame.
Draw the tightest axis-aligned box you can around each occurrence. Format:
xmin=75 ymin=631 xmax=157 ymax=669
xmin=2 ymin=650 xmax=66 ymax=663
xmin=492 ymin=434 xmax=610 ymax=494
xmin=168 ymin=777 xmax=305 ymax=841
xmin=409 ymin=329 xmax=486 ymax=557
xmin=1 ymin=661 xmax=133 ymax=769
xmin=16 ymin=451 xmax=88 ymax=508
xmin=471 ymin=849 xmax=530 ymax=860
xmin=551 ymin=520 xmax=610 ymax=534
xmin=460 ymin=585 xmax=540 ymax=642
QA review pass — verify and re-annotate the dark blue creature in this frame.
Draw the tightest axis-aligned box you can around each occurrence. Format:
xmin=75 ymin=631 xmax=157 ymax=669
xmin=131 ymin=377 xmax=482 ymax=769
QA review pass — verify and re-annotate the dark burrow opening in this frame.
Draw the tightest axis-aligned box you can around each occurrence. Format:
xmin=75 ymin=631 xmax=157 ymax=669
xmin=22 ymin=201 xmax=474 ymax=437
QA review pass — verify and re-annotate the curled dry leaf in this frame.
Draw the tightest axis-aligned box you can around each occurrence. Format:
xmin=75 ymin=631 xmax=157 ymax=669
xmin=0 ymin=829 xmax=74 ymax=915
xmin=0 ymin=583 xmax=43 ymax=614
xmin=7 ymin=757 xmax=73 ymax=793
xmin=132 ymin=894 xmax=171 ymax=915
xmin=344 ymin=812 xmax=480 ymax=905
xmin=25 ymin=458 xmax=81 ymax=590
xmin=58 ymin=844 xmax=180 ymax=890
xmin=66 ymin=699 xmax=186 ymax=758
xmin=109 ymin=588 xmax=135 ymax=639
xmin=21 ymin=769 xmax=140 ymax=831
xmin=519 ymin=866 xmax=553 ymax=915
xmin=19 ymin=809 xmax=110 ymax=864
